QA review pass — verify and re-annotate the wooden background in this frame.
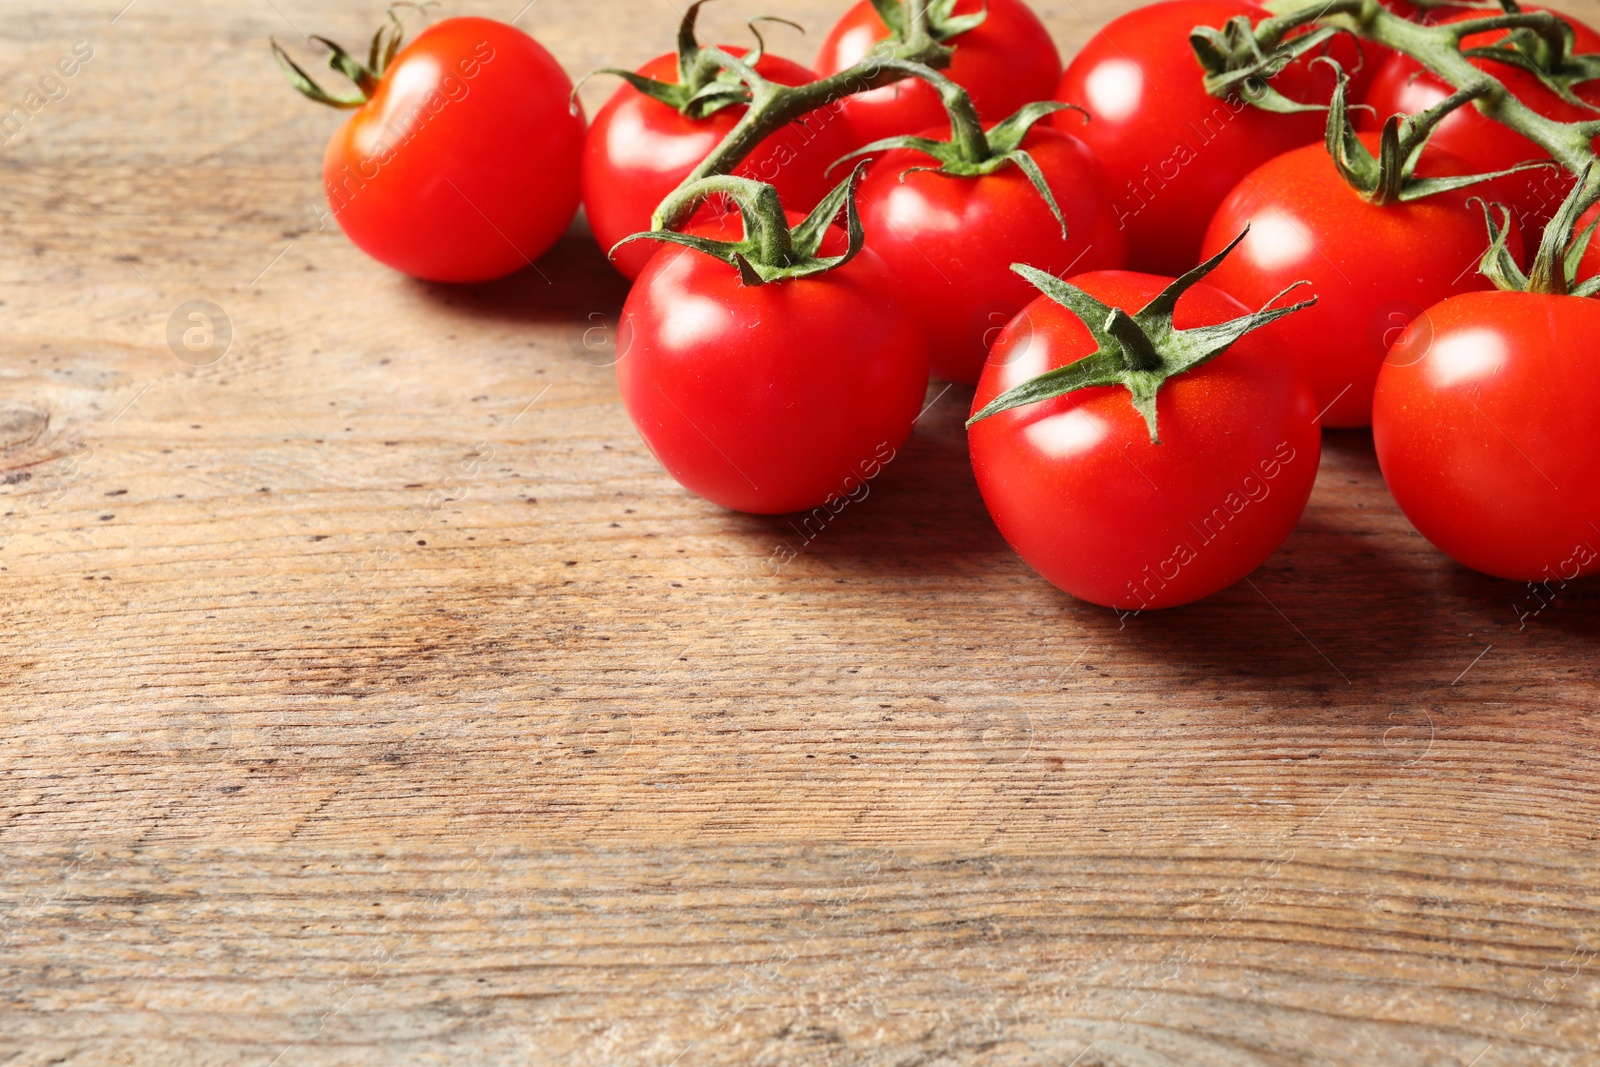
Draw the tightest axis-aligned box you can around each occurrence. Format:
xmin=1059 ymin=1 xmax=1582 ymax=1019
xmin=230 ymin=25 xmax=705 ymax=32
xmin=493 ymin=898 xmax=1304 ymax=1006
xmin=3 ymin=0 xmax=1599 ymax=1063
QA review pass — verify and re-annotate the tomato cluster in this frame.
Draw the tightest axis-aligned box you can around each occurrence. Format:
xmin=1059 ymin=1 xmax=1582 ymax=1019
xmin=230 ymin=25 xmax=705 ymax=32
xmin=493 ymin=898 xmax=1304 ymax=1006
xmin=277 ymin=0 xmax=1600 ymax=610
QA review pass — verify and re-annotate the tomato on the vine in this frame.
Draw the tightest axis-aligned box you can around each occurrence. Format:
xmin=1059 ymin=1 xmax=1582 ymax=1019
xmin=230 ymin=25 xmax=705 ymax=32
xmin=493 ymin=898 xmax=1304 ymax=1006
xmin=967 ymin=250 xmax=1321 ymax=610
xmin=1200 ymin=131 xmax=1524 ymax=427
xmin=1373 ymin=291 xmax=1600 ymax=582
xmin=853 ymin=111 xmax=1126 ymax=384
xmin=276 ymin=16 xmax=586 ymax=282
xmin=617 ymin=178 xmax=929 ymax=515
xmin=814 ymin=0 xmax=1061 ymax=147
xmin=1055 ymin=0 xmax=1365 ymax=276
xmin=583 ymin=46 xmax=855 ymax=279
xmin=1364 ymin=5 xmax=1600 ymax=231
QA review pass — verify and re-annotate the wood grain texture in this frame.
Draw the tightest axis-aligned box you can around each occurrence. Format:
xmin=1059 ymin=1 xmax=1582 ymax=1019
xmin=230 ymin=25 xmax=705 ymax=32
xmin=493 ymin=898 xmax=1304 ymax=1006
xmin=3 ymin=1 xmax=1599 ymax=1064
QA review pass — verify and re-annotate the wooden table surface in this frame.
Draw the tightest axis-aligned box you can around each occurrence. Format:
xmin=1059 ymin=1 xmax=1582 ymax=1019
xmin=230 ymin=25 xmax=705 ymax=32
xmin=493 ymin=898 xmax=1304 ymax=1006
xmin=4 ymin=0 xmax=1599 ymax=1063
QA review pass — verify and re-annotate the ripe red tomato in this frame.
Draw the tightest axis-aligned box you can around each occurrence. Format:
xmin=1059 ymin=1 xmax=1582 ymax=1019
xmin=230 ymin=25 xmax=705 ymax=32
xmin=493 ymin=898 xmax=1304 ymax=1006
xmin=617 ymin=219 xmax=929 ymax=514
xmin=1200 ymin=134 xmax=1524 ymax=428
xmin=813 ymin=0 xmax=1061 ymax=147
xmin=583 ymin=48 xmax=856 ymax=279
xmin=1373 ymin=291 xmax=1600 ymax=582
xmin=854 ymin=121 xmax=1127 ymax=384
xmin=1579 ymin=202 xmax=1600 ymax=280
xmin=1363 ymin=6 xmax=1600 ymax=231
xmin=316 ymin=18 xmax=585 ymax=282
xmin=969 ymin=270 xmax=1320 ymax=610
xmin=1056 ymin=0 xmax=1354 ymax=276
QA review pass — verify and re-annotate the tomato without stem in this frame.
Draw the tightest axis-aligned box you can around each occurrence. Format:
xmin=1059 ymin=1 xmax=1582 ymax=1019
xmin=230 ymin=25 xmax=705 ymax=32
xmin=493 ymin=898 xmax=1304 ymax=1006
xmin=1055 ymin=0 xmax=1367 ymax=276
xmin=583 ymin=48 xmax=856 ymax=279
xmin=854 ymin=121 xmax=1127 ymax=384
xmin=1363 ymin=6 xmax=1600 ymax=231
xmin=814 ymin=0 xmax=1061 ymax=147
xmin=1200 ymin=133 xmax=1523 ymax=428
xmin=969 ymin=270 xmax=1320 ymax=611
xmin=1372 ymin=291 xmax=1600 ymax=582
xmin=617 ymin=221 xmax=929 ymax=514
xmin=321 ymin=17 xmax=585 ymax=283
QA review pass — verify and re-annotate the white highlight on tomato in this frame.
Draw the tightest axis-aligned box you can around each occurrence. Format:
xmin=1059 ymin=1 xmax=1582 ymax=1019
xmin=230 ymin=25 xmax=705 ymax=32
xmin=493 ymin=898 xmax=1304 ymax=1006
xmin=1245 ymin=211 xmax=1316 ymax=272
xmin=1423 ymin=327 xmax=1508 ymax=389
xmin=1024 ymin=406 xmax=1109 ymax=459
xmin=1082 ymin=60 xmax=1143 ymax=124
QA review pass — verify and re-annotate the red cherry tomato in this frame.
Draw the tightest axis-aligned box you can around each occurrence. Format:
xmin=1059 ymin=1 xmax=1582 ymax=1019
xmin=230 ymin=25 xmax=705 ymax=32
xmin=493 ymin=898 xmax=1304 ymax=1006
xmin=617 ymin=220 xmax=929 ymax=514
xmin=969 ymin=270 xmax=1321 ymax=610
xmin=321 ymin=17 xmax=585 ymax=283
xmin=1373 ymin=291 xmax=1600 ymax=582
xmin=583 ymin=48 xmax=857 ymax=279
xmin=1579 ymin=202 xmax=1600 ymax=280
xmin=814 ymin=0 xmax=1062 ymax=147
xmin=1200 ymin=133 xmax=1524 ymax=428
xmin=1055 ymin=0 xmax=1363 ymax=276
xmin=1363 ymin=6 xmax=1600 ymax=231
xmin=853 ymin=121 xmax=1127 ymax=384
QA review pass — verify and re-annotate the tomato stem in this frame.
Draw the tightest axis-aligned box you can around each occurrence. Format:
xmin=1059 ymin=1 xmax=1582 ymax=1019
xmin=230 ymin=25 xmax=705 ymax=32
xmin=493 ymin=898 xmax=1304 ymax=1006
xmin=1104 ymin=309 xmax=1164 ymax=373
xmin=650 ymin=2 xmax=963 ymax=230
xmin=1212 ymin=0 xmax=1600 ymax=242
xmin=271 ymin=6 xmax=430 ymax=110
xmin=617 ymin=166 xmax=871 ymax=285
xmin=967 ymin=228 xmax=1317 ymax=442
xmin=1475 ymin=165 xmax=1600 ymax=296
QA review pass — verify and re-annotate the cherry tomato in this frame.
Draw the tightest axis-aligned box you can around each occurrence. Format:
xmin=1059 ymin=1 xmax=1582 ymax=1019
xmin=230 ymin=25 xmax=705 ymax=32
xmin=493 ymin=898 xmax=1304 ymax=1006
xmin=583 ymin=48 xmax=857 ymax=280
xmin=969 ymin=270 xmax=1321 ymax=610
xmin=1363 ymin=6 xmax=1600 ymax=231
xmin=1056 ymin=0 xmax=1360 ymax=276
xmin=1579 ymin=202 xmax=1600 ymax=280
xmin=617 ymin=219 xmax=929 ymax=514
xmin=1373 ymin=291 xmax=1600 ymax=582
xmin=854 ymin=120 xmax=1127 ymax=384
xmin=1200 ymin=133 xmax=1524 ymax=428
xmin=319 ymin=17 xmax=585 ymax=283
xmin=813 ymin=0 xmax=1061 ymax=147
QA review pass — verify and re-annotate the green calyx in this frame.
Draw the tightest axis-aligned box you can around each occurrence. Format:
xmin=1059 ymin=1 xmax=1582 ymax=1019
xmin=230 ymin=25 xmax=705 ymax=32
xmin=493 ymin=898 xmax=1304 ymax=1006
xmin=828 ymin=59 xmax=1080 ymax=236
xmin=643 ymin=1 xmax=968 ymax=229
xmin=1321 ymin=60 xmax=1550 ymax=205
xmin=1454 ymin=2 xmax=1600 ymax=111
xmin=1219 ymin=0 xmax=1600 ymax=181
xmin=1475 ymin=163 xmax=1600 ymax=295
xmin=271 ymin=2 xmax=431 ymax=108
xmin=613 ymin=165 xmax=868 ymax=285
xmin=966 ymin=228 xmax=1316 ymax=443
xmin=575 ymin=1 xmax=798 ymax=120
xmin=1190 ymin=13 xmax=1349 ymax=114
xmin=869 ymin=0 xmax=987 ymax=45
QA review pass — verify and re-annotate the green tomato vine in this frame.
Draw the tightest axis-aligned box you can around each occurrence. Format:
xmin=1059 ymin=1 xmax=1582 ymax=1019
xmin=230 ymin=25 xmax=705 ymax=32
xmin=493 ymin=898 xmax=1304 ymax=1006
xmin=1199 ymin=0 xmax=1600 ymax=191
xmin=629 ymin=0 xmax=1600 ymax=279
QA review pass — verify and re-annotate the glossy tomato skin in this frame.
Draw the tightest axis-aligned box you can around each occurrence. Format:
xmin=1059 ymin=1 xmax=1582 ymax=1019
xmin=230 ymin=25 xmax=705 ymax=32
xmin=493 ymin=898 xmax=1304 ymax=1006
xmin=969 ymin=271 xmax=1321 ymax=610
xmin=854 ymin=122 xmax=1127 ymax=384
xmin=1200 ymin=134 xmax=1524 ymax=428
xmin=1372 ymin=291 xmax=1600 ymax=582
xmin=1056 ymin=0 xmax=1351 ymax=276
xmin=814 ymin=0 xmax=1062 ymax=147
xmin=322 ymin=17 xmax=584 ymax=283
xmin=617 ymin=234 xmax=929 ymax=514
xmin=583 ymin=49 xmax=856 ymax=280
xmin=1580 ymin=202 xmax=1600 ymax=281
xmin=1363 ymin=6 xmax=1600 ymax=231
